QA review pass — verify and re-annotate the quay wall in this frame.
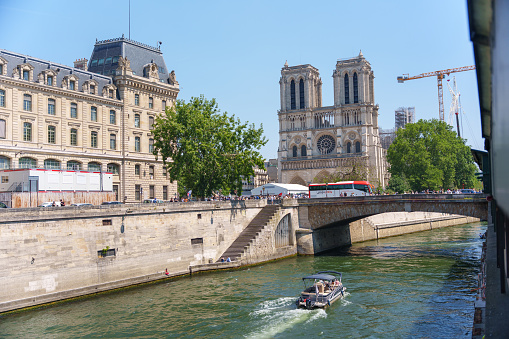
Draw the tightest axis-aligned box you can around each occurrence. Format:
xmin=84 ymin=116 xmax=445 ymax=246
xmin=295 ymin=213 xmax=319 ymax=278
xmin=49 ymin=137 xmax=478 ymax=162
xmin=0 ymin=200 xmax=280 ymax=313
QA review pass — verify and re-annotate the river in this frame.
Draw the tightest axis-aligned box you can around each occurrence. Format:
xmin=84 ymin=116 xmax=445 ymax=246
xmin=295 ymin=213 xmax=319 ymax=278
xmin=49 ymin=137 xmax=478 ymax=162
xmin=0 ymin=221 xmax=485 ymax=338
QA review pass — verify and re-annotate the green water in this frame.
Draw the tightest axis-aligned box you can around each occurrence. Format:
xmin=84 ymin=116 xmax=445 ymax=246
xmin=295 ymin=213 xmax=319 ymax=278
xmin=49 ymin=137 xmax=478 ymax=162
xmin=0 ymin=222 xmax=486 ymax=338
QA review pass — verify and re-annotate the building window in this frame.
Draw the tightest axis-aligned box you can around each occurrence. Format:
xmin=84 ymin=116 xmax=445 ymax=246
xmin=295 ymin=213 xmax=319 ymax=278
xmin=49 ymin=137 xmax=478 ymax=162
xmin=135 ymin=136 xmax=140 ymax=152
xmin=149 ymin=116 xmax=154 ymax=130
xmin=107 ymin=163 xmax=119 ymax=175
xmin=0 ymin=64 xmax=3 ymax=75
xmin=163 ymin=185 xmax=168 ymax=200
xmin=110 ymin=134 xmax=116 ymax=150
xmin=23 ymin=94 xmax=32 ymax=111
xmin=88 ymin=162 xmax=101 ymax=172
xmin=69 ymin=80 xmax=75 ymax=90
xmin=301 ymin=145 xmax=307 ymax=157
xmin=134 ymin=114 xmax=140 ymax=128
xmin=149 ymin=165 xmax=154 ymax=178
xmin=344 ymin=74 xmax=350 ymax=104
xmin=23 ymin=122 xmax=32 ymax=141
xmin=44 ymin=159 xmax=60 ymax=169
xmin=149 ymin=138 xmax=154 ymax=153
xmin=70 ymin=128 xmax=78 ymax=146
xmin=299 ymin=78 xmax=305 ymax=109
xmin=23 ymin=70 xmax=29 ymax=81
xmin=91 ymin=131 xmax=98 ymax=148
xmin=149 ymin=185 xmax=155 ymax=199
xmin=162 ymin=165 xmax=167 ymax=178
xmin=48 ymin=99 xmax=56 ymax=115
xmin=135 ymin=184 xmax=141 ymax=201
xmin=112 ymin=56 xmax=119 ymax=64
xmin=290 ymin=80 xmax=296 ymax=110
xmin=355 ymin=141 xmax=361 ymax=153
xmin=67 ymin=160 xmax=81 ymax=171
xmin=109 ymin=89 xmax=114 ymax=98
xmin=91 ymin=106 xmax=97 ymax=122
xmin=149 ymin=97 xmax=153 ymax=109
xmin=47 ymin=125 xmax=56 ymax=144
xmin=162 ymin=100 xmax=166 ymax=111
xmin=47 ymin=76 xmax=53 ymax=86
xmin=105 ymin=57 xmax=112 ymax=64
xmin=110 ymin=110 xmax=116 ymax=124
xmin=70 ymin=103 xmax=77 ymax=118
xmin=353 ymin=73 xmax=358 ymax=104
xmin=0 ymin=156 xmax=10 ymax=169
xmin=90 ymin=84 xmax=95 ymax=95
xmin=135 ymin=94 xmax=140 ymax=106
xmin=0 ymin=119 xmax=5 ymax=139
xmin=19 ymin=157 xmax=36 ymax=169
xmin=135 ymin=164 xmax=141 ymax=177
xmin=346 ymin=142 xmax=351 ymax=153
xmin=0 ymin=89 xmax=5 ymax=107
xmin=292 ymin=145 xmax=297 ymax=157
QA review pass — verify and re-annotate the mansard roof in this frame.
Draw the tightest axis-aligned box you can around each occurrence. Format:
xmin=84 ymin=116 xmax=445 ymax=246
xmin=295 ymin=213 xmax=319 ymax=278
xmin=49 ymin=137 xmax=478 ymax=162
xmin=88 ymin=36 xmax=172 ymax=83
xmin=0 ymin=49 xmax=114 ymax=92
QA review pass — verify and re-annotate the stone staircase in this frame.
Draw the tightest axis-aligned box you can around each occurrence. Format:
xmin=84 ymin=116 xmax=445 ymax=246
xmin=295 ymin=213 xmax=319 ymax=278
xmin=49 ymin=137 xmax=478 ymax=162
xmin=218 ymin=204 xmax=279 ymax=262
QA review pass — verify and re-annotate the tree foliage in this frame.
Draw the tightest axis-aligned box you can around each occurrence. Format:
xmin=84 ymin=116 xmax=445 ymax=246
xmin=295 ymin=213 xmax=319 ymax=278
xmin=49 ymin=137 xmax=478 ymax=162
xmin=387 ymin=119 xmax=478 ymax=192
xmin=151 ymin=96 xmax=267 ymax=198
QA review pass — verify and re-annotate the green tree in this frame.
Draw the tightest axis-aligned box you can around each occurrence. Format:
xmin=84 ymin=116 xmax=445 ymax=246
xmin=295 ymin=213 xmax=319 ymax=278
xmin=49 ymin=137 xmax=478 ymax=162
xmin=386 ymin=174 xmax=411 ymax=194
xmin=387 ymin=119 xmax=478 ymax=192
xmin=152 ymin=95 xmax=267 ymax=199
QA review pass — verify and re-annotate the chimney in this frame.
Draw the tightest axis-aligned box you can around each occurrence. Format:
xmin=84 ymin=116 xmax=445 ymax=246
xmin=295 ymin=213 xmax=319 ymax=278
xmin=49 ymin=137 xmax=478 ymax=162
xmin=74 ymin=58 xmax=88 ymax=71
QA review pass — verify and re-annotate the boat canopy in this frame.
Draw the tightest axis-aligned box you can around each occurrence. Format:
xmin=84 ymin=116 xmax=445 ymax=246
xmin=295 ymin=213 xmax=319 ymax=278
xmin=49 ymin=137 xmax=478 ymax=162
xmin=302 ymin=271 xmax=342 ymax=281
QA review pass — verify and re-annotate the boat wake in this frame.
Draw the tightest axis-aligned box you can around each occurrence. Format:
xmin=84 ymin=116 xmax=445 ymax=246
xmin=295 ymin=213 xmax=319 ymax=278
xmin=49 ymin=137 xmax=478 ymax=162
xmin=245 ymin=297 xmax=327 ymax=339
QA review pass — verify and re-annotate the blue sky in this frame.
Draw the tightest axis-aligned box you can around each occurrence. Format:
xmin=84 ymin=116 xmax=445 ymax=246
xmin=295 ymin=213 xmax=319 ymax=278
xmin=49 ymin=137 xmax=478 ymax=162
xmin=0 ymin=0 xmax=482 ymax=160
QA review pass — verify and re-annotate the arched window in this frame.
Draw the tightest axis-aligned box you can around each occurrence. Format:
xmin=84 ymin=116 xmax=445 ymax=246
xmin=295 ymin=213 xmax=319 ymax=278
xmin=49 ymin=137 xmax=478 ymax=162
xmin=19 ymin=157 xmax=36 ymax=169
xmin=0 ymin=155 xmax=10 ymax=169
xmin=299 ymin=78 xmax=305 ymax=109
xmin=344 ymin=74 xmax=350 ymax=104
xmin=355 ymin=141 xmax=361 ymax=153
xmin=353 ymin=73 xmax=358 ymax=103
xmin=107 ymin=163 xmax=119 ymax=175
xmin=67 ymin=161 xmax=81 ymax=171
xmin=301 ymin=145 xmax=307 ymax=157
xmin=346 ymin=142 xmax=351 ymax=153
xmin=290 ymin=80 xmax=296 ymax=110
xmin=88 ymin=162 xmax=101 ymax=172
xmin=44 ymin=159 xmax=60 ymax=169
xmin=292 ymin=145 xmax=297 ymax=157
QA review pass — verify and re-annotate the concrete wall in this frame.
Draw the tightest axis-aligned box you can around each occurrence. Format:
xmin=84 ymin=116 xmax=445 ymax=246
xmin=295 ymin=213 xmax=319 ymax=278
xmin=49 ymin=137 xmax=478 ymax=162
xmin=0 ymin=200 xmax=271 ymax=313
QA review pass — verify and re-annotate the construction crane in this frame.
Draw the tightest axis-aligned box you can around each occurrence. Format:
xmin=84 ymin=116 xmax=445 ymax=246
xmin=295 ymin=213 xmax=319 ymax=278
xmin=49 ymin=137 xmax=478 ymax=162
xmin=397 ymin=65 xmax=476 ymax=121
xmin=447 ymin=76 xmax=461 ymax=137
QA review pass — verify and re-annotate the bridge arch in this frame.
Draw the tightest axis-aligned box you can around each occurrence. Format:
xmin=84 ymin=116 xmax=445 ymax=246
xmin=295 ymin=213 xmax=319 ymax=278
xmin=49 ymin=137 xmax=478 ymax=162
xmin=275 ymin=213 xmax=291 ymax=248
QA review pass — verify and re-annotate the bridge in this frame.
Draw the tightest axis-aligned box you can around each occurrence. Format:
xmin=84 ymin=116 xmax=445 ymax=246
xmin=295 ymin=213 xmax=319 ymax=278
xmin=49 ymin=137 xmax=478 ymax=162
xmin=297 ymin=194 xmax=488 ymax=230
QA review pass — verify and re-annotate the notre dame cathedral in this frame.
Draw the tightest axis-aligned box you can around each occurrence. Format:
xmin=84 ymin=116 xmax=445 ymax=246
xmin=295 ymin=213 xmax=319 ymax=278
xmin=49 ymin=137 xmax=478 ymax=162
xmin=277 ymin=52 xmax=387 ymax=187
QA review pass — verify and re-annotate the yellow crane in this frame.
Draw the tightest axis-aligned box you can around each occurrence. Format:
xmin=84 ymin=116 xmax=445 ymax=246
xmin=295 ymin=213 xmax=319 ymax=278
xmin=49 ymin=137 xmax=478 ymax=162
xmin=397 ymin=65 xmax=476 ymax=121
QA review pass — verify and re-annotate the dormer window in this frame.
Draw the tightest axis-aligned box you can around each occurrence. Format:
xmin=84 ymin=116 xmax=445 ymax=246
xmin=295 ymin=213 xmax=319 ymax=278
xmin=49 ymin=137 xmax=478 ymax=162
xmin=90 ymin=84 xmax=95 ymax=95
xmin=23 ymin=70 xmax=29 ymax=81
xmin=69 ymin=80 xmax=75 ymax=90
xmin=47 ymin=76 xmax=53 ymax=86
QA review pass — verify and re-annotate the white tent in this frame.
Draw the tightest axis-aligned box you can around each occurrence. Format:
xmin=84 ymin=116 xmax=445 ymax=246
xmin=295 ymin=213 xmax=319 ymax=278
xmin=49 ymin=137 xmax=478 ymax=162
xmin=251 ymin=183 xmax=308 ymax=196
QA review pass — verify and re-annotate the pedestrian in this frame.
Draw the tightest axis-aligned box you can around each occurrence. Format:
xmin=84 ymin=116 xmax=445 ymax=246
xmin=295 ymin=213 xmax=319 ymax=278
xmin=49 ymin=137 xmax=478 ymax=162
xmin=60 ymin=199 xmax=65 ymax=207
xmin=226 ymin=257 xmax=231 ymax=262
xmin=165 ymin=268 xmax=169 ymax=276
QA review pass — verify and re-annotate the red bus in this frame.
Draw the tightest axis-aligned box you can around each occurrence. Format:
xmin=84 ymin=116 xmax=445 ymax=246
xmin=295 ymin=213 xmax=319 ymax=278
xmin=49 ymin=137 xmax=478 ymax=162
xmin=309 ymin=181 xmax=373 ymax=198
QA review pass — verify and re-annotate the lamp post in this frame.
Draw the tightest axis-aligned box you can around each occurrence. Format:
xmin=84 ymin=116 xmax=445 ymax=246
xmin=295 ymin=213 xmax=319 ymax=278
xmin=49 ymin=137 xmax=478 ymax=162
xmin=326 ymin=182 xmax=328 ymax=198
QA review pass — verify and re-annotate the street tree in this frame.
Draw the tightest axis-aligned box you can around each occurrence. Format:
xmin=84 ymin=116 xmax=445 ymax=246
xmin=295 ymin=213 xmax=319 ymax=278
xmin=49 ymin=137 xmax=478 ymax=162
xmin=152 ymin=95 xmax=267 ymax=199
xmin=387 ymin=119 xmax=478 ymax=192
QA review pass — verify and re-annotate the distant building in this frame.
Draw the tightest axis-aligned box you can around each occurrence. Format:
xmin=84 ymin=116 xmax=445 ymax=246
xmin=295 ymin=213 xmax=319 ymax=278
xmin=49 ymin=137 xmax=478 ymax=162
xmin=0 ymin=36 xmax=180 ymax=203
xmin=241 ymin=166 xmax=269 ymax=195
xmin=395 ymin=107 xmax=415 ymax=130
xmin=379 ymin=128 xmax=396 ymax=150
xmin=265 ymin=159 xmax=278 ymax=183
xmin=277 ymin=52 xmax=386 ymax=187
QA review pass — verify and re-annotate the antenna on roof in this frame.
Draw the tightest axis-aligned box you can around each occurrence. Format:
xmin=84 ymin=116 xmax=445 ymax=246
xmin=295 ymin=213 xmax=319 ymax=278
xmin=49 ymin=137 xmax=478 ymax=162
xmin=129 ymin=0 xmax=131 ymax=40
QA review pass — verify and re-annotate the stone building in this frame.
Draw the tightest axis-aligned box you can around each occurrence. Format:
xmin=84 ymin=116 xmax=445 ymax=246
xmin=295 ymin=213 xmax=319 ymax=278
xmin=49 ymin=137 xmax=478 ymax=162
xmin=0 ymin=36 xmax=180 ymax=202
xmin=277 ymin=52 xmax=386 ymax=187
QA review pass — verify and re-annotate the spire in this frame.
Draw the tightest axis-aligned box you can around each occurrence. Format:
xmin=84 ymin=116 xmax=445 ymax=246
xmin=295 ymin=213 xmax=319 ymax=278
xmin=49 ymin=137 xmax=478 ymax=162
xmin=284 ymin=60 xmax=288 ymax=67
xmin=359 ymin=50 xmax=363 ymax=57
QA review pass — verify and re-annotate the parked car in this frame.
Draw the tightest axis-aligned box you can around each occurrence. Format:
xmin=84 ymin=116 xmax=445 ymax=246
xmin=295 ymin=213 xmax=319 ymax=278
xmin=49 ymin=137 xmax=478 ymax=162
xmin=143 ymin=199 xmax=164 ymax=203
xmin=101 ymin=201 xmax=123 ymax=205
xmin=71 ymin=203 xmax=94 ymax=207
xmin=0 ymin=202 xmax=8 ymax=208
xmin=39 ymin=201 xmax=61 ymax=207
xmin=459 ymin=189 xmax=477 ymax=194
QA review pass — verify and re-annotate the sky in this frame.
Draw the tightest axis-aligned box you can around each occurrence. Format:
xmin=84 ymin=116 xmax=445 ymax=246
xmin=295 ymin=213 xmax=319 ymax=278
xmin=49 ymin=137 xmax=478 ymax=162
xmin=0 ymin=0 xmax=483 ymax=160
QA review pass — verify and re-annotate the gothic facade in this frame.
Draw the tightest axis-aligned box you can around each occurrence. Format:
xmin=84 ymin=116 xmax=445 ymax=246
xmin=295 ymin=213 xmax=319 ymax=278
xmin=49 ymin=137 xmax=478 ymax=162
xmin=277 ymin=52 xmax=386 ymax=187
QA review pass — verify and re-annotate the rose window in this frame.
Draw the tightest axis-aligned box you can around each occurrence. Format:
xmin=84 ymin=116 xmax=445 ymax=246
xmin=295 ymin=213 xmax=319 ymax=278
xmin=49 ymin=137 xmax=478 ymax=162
xmin=317 ymin=135 xmax=336 ymax=154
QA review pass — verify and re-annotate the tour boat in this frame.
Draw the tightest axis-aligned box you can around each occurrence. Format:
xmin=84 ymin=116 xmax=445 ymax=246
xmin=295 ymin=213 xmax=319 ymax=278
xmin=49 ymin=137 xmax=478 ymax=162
xmin=296 ymin=271 xmax=346 ymax=309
